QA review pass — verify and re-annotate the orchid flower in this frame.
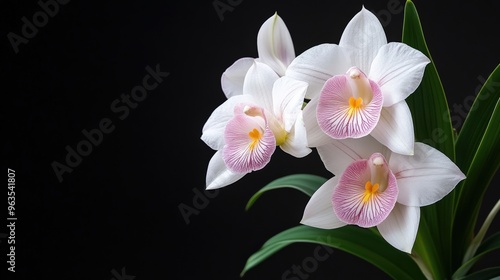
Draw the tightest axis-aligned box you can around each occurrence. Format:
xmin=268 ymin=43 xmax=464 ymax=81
xmin=300 ymin=136 xmax=466 ymax=253
xmin=221 ymin=12 xmax=295 ymax=98
xmin=286 ymin=7 xmax=430 ymax=155
xmin=202 ymin=61 xmax=310 ymax=190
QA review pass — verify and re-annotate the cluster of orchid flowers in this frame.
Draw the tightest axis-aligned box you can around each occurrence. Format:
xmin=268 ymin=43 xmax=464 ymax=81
xmin=201 ymin=7 xmax=466 ymax=253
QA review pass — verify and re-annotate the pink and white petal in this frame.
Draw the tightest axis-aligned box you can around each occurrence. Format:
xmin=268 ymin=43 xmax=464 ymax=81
xmin=206 ymin=150 xmax=246 ymax=190
xmin=257 ymin=13 xmax=295 ymax=76
xmin=243 ymin=61 xmax=280 ymax=111
xmin=279 ymin=113 xmax=312 ymax=158
xmin=369 ymin=42 xmax=430 ymax=106
xmin=272 ymin=76 xmax=308 ymax=132
xmin=221 ymin=57 xmax=255 ymax=99
xmin=377 ymin=204 xmax=420 ymax=253
xmin=223 ymin=114 xmax=276 ymax=173
xmin=303 ymin=97 xmax=332 ymax=147
xmin=201 ymin=95 xmax=254 ymax=150
xmin=317 ymin=76 xmax=383 ymax=139
xmin=317 ymin=136 xmax=389 ymax=175
xmin=390 ymin=142 xmax=466 ymax=207
xmin=339 ymin=7 xmax=387 ymax=75
xmin=285 ymin=43 xmax=350 ymax=100
xmin=332 ymin=159 xmax=398 ymax=228
xmin=370 ymin=101 xmax=415 ymax=156
xmin=301 ymin=177 xmax=347 ymax=229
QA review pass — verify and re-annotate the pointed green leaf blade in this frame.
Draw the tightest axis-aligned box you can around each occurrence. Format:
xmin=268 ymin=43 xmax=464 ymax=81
xmin=454 ymin=267 xmax=500 ymax=280
xmin=456 ymin=63 xmax=500 ymax=172
xmin=241 ymin=225 xmax=426 ymax=279
xmin=463 ymin=199 xmax=500 ymax=264
xmin=402 ymin=1 xmax=457 ymax=275
xmin=477 ymin=232 xmax=500 ymax=258
xmin=413 ymin=216 xmax=448 ymax=279
xmin=245 ymin=174 xmax=327 ymax=210
xmin=453 ymin=98 xmax=500 ymax=269
xmin=402 ymin=0 xmax=455 ymax=159
xmin=452 ymin=232 xmax=500 ymax=279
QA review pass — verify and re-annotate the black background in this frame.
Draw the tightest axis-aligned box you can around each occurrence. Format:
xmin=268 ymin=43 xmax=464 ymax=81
xmin=3 ymin=0 xmax=500 ymax=279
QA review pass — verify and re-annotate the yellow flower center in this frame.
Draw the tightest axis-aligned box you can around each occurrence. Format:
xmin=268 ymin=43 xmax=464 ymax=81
xmin=248 ymin=128 xmax=262 ymax=149
xmin=267 ymin=115 xmax=288 ymax=146
xmin=348 ymin=96 xmax=364 ymax=116
xmin=362 ymin=181 xmax=380 ymax=203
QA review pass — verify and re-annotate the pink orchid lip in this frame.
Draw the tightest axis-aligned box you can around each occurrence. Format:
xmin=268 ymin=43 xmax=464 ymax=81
xmin=316 ymin=67 xmax=383 ymax=140
xmin=223 ymin=105 xmax=276 ymax=173
xmin=331 ymin=153 xmax=398 ymax=228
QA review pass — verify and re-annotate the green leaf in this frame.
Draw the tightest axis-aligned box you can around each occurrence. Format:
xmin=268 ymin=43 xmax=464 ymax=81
xmin=413 ymin=216 xmax=448 ymax=280
xmin=463 ymin=199 xmax=500 ymax=264
xmin=241 ymin=225 xmax=427 ymax=279
xmin=455 ymin=63 xmax=500 ymax=174
xmin=452 ymin=98 xmax=500 ymax=269
xmin=240 ymin=243 xmax=288 ymax=277
xmin=402 ymin=0 xmax=455 ymax=160
xmin=402 ymin=1 xmax=457 ymax=275
xmin=245 ymin=174 xmax=327 ymax=210
xmin=452 ymin=232 xmax=500 ymax=279
xmin=477 ymin=232 xmax=500 ymax=257
xmin=454 ymin=267 xmax=500 ymax=280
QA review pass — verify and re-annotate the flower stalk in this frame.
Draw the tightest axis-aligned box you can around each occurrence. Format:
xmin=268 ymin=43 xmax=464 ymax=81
xmin=463 ymin=198 xmax=500 ymax=264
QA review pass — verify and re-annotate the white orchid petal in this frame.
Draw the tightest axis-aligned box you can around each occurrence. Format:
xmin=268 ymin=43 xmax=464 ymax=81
xmin=377 ymin=204 xmax=420 ymax=253
xmin=370 ymin=101 xmax=415 ymax=155
xmin=303 ymin=97 xmax=333 ymax=147
xmin=201 ymin=95 xmax=253 ymax=150
xmin=257 ymin=13 xmax=295 ymax=76
xmin=206 ymin=150 xmax=246 ymax=190
xmin=280 ymin=113 xmax=312 ymax=158
xmin=286 ymin=43 xmax=350 ymax=100
xmin=272 ymin=76 xmax=308 ymax=131
xmin=389 ymin=142 xmax=466 ymax=206
xmin=316 ymin=136 xmax=387 ymax=175
xmin=301 ymin=177 xmax=347 ymax=229
xmin=339 ymin=7 xmax=387 ymax=74
xmin=221 ymin=57 xmax=255 ymax=98
xmin=369 ymin=42 xmax=430 ymax=106
xmin=243 ymin=61 xmax=279 ymax=111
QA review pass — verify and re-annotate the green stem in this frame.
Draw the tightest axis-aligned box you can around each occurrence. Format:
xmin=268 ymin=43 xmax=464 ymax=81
xmin=410 ymin=252 xmax=434 ymax=280
xmin=463 ymin=198 xmax=500 ymax=264
xmin=413 ymin=217 xmax=446 ymax=279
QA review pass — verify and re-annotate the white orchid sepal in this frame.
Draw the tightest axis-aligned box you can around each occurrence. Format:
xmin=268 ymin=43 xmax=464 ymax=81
xmin=221 ymin=13 xmax=295 ymax=99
